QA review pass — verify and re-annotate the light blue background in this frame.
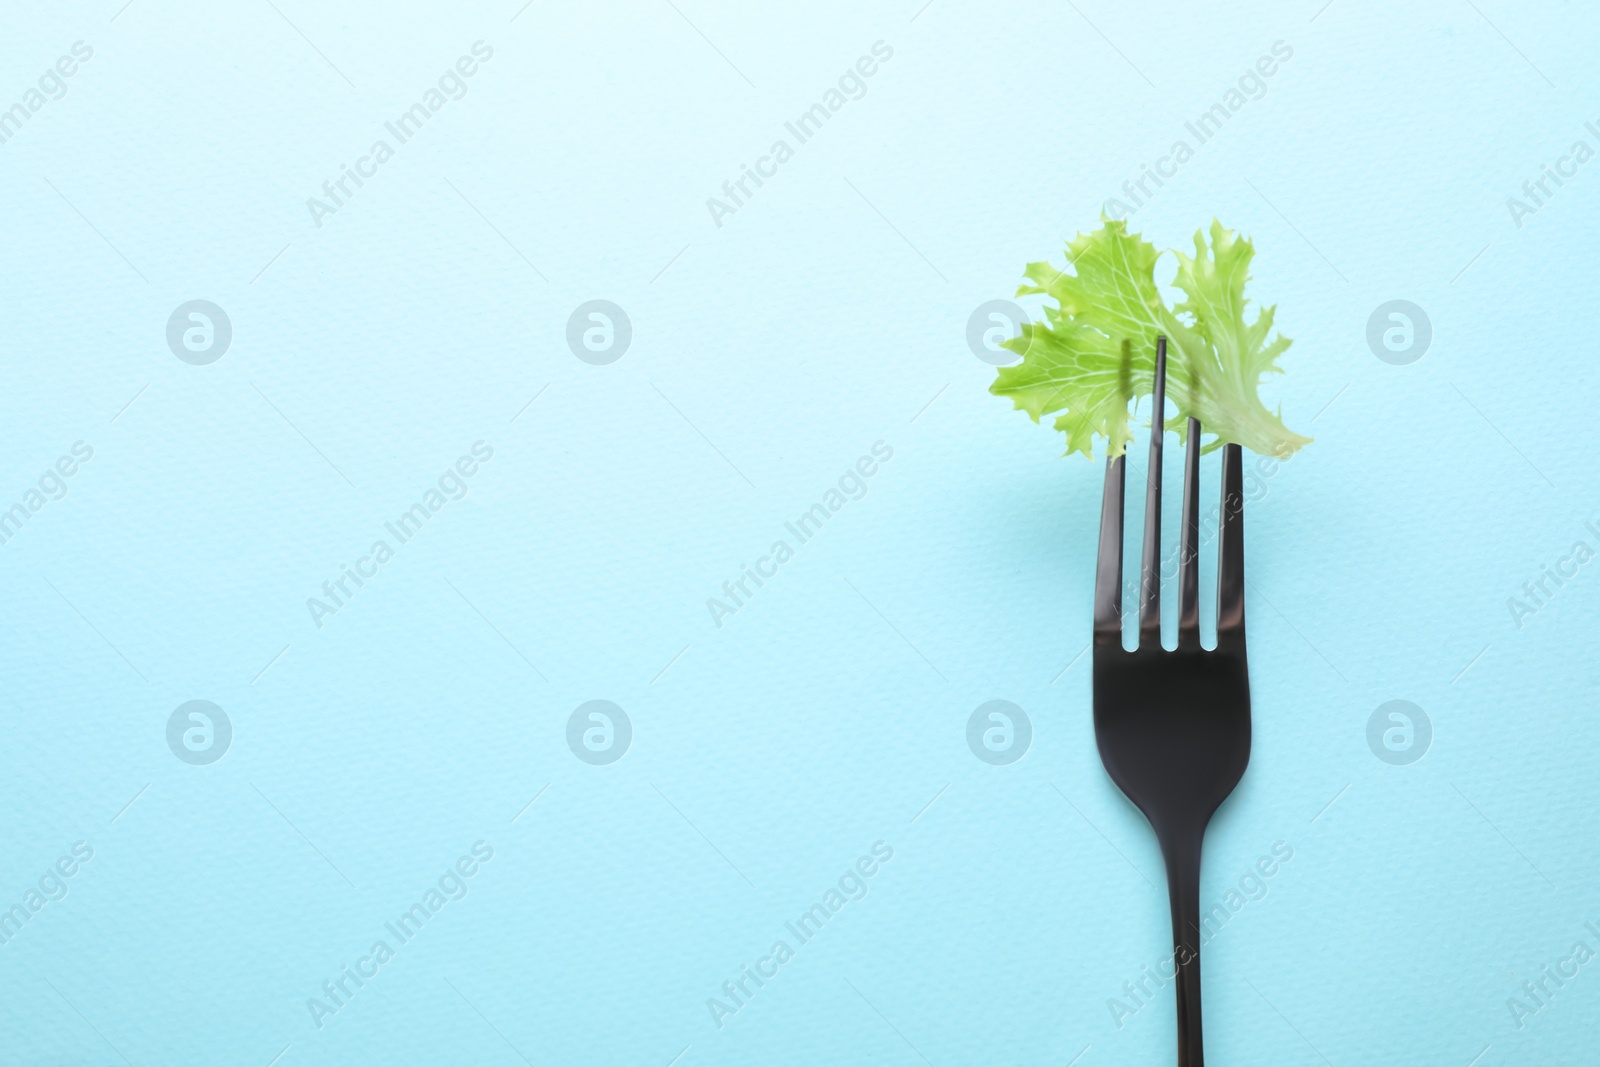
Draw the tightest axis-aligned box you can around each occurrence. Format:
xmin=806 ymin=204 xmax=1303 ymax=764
xmin=1 ymin=0 xmax=1596 ymax=1063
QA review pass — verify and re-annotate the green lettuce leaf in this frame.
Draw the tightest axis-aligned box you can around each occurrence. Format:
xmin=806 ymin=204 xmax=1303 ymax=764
xmin=990 ymin=218 xmax=1309 ymax=459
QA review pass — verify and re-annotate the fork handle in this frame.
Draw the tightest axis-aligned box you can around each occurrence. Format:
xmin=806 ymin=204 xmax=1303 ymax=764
xmin=1161 ymin=829 xmax=1207 ymax=1067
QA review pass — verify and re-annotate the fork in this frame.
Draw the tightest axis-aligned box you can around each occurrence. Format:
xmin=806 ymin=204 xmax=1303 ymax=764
xmin=1092 ymin=336 xmax=1252 ymax=1066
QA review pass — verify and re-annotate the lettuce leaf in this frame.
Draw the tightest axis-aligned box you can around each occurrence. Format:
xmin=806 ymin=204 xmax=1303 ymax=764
xmin=990 ymin=218 xmax=1309 ymax=459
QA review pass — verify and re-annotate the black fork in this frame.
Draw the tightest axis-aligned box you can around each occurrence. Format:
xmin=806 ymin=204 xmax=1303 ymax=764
xmin=1092 ymin=337 xmax=1251 ymax=1066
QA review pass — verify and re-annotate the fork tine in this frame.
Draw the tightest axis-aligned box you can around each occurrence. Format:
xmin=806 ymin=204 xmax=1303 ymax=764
xmin=1177 ymin=416 xmax=1201 ymax=650
xmin=1094 ymin=453 xmax=1125 ymax=648
xmin=1137 ymin=337 xmax=1167 ymax=646
xmin=1216 ymin=443 xmax=1246 ymax=647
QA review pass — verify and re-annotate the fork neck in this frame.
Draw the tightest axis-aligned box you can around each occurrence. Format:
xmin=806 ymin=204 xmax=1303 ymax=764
xmin=1157 ymin=825 xmax=1208 ymax=1067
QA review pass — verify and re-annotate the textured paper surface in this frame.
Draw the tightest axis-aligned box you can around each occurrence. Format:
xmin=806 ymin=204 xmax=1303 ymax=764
xmin=0 ymin=2 xmax=1595 ymax=1063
